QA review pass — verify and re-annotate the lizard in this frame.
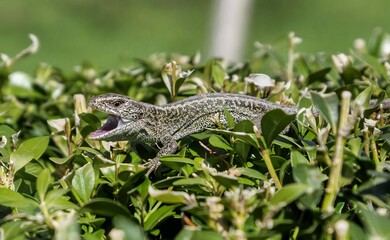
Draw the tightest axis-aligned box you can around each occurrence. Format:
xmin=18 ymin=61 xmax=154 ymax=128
xmin=88 ymin=93 xmax=389 ymax=174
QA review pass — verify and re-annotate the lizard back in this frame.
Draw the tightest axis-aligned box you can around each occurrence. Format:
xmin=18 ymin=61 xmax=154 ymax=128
xmin=154 ymin=93 xmax=297 ymax=139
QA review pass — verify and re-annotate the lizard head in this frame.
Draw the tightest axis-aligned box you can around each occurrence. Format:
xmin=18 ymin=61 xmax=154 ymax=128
xmin=88 ymin=93 xmax=147 ymax=141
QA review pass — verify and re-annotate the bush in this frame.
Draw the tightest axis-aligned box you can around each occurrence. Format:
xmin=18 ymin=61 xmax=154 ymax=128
xmin=0 ymin=31 xmax=390 ymax=240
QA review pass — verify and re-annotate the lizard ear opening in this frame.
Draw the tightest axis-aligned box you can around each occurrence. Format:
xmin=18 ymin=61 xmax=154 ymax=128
xmin=90 ymin=115 xmax=119 ymax=139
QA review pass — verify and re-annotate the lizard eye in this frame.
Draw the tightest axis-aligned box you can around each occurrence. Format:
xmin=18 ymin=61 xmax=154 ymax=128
xmin=112 ymin=100 xmax=124 ymax=107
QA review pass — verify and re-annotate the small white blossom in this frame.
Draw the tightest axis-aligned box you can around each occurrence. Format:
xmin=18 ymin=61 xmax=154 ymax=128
xmin=354 ymin=38 xmax=367 ymax=52
xmin=179 ymin=69 xmax=194 ymax=79
xmin=380 ymin=35 xmax=390 ymax=57
xmin=364 ymin=118 xmax=377 ymax=128
xmin=288 ymin=32 xmax=302 ymax=46
xmin=332 ymin=53 xmax=352 ymax=73
xmin=334 ymin=219 xmax=349 ymax=239
xmin=245 ymin=73 xmax=274 ymax=88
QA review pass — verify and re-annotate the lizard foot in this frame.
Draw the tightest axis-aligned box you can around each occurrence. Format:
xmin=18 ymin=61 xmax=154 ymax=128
xmin=144 ymin=157 xmax=161 ymax=176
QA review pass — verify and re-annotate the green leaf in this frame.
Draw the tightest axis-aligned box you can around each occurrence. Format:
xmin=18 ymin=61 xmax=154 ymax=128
xmin=148 ymin=186 xmax=190 ymax=204
xmin=311 ymin=92 xmax=339 ymax=134
xmin=381 ymin=133 xmax=390 ymax=145
xmin=46 ymin=189 xmax=78 ymax=211
xmin=209 ymin=127 xmax=260 ymax=148
xmin=233 ymin=120 xmax=254 ymax=160
xmin=72 ymin=162 xmax=95 ymax=203
xmin=0 ymin=221 xmax=26 ymax=240
xmin=113 ymin=215 xmax=145 ymax=240
xmin=79 ymin=113 xmax=102 ymax=130
xmin=357 ymin=204 xmax=390 ymax=239
xmin=290 ymin=150 xmax=310 ymax=166
xmin=175 ymin=228 xmax=223 ymax=240
xmin=117 ymin=169 xmax=148 ymax=205
xmin=340 ymin=66 xmax=362 ymax=84
xmin=0 ymin=124 xmax=16 ymax=137
xmin=261 ymin=109 xmax=296 ymax=147
xmin=236 ymin=167 xmax=267 ymax=181
xmin=0 ymin=188 xmax=37 ymax=208
xmin=269 ymin=183 xmax=308 ymax=209
xmin=349 ymin=222 xmax=368 ymax=240
xmin=173 ymin=178 xmax=209 ymax=187
xmin=46 ymin=196 xmax=79 ymax=211
xmin=159 ymin=156 xmax=195 ymax=171
xmin=18 ymin=136 xmax=49 ymax=160
xmin=36 ymin=168 xmax=52 ymax=201
xmin=49 ymin=155 xmax=74 ymax=164
xmin=83 ymin=229 xmax=105 ymax=240
xmin=365 ymin=90 xmax=386 ymax=116
xmin=211 ymin=172 xmax=239 ymax=188
xmin=223 ymin=108 xmax=235 ymax=128
xmin=353 ymin=50 xmax=390 ymax=81
xmin=307 ymin=67 xmax=331 ymax=85
xmin=292 ymin=164 xmax=326 ymax=190
xmin=144 ymin=205 xmax=177 ymax=231
xmin=209 ymin=135 xmax=233 ymax=151
xmin=353 ymin=85 xmax=372 ymax=109
xmin=174 ymin=75 xmax=188 ymax=97
xmin=10 ymin=150 xmax=34 ymax=173
xmin=12 ymin=136 xmax=50 ymax=172
xmin=80 ymin=198 xmax=133 ymax=218
xmin=204 ymin=59 xmax=225 ymax=87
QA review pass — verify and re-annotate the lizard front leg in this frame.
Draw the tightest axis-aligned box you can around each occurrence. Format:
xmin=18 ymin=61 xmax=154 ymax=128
xmin=144 ymin=135 xmax=177 ymax=175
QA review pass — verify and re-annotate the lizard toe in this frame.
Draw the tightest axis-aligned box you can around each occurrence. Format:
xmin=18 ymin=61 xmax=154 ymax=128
xmin=144 ymin=157 xmax=161 ymax=176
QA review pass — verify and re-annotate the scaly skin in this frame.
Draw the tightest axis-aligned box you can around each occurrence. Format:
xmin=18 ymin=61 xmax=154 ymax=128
xmin=88 ymin=93 xmax=388 ymax=174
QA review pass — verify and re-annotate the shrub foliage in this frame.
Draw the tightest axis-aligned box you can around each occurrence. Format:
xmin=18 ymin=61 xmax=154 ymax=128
xmin=1 ymin=31 xmax=390 ymax=240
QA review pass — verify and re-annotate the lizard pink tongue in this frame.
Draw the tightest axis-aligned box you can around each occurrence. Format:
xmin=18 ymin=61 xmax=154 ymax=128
xmin=90 ymin=115 xmax=119 ymax=138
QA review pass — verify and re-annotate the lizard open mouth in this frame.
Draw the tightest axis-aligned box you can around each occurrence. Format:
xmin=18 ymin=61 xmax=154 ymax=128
xmin=90 ymin=115 xmax=122 ymax=139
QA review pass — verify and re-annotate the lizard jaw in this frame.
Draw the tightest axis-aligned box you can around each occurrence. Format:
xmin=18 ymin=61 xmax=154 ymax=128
xmin=89 ymin=115 xmax=123 ymax=139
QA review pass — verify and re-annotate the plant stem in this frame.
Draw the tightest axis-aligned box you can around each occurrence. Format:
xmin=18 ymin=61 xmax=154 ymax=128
xmin=287 ymin=36 xmax=294 ymax=83
xmin=370 ymin=137 xmax=380 ymax=169
xmin=321 ymin=91 xmax=351 ymax=213
xmin=261 ymin=148 xmax=282 ymax=189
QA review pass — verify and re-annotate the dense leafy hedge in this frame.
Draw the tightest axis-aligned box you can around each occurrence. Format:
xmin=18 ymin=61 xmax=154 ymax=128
xmin=1 ymin=31 xmax=390 ymax=240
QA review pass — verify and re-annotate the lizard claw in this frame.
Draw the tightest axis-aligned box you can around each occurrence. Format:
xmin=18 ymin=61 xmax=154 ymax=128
xmin=143 ymin=157 xmax=161 ymax=176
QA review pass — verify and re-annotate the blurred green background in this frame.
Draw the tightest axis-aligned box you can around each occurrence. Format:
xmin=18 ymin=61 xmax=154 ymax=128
xmin=1 ymin=0 xmax=389 ymax=73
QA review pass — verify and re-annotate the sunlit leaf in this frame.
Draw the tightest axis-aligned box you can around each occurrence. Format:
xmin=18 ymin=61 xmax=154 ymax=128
xmin=149 ymin=186 xmax=190 ymax=204
xmin=223 ymin=108 xmax=235 ymax=128
xmin=112 ymin=215 xmax=145 ymax=240
xmin=270 ymin=183 xmax=308 ymax=209
xmin=261 ymin=109 xmax=296 ymax=147
xmin=72 ymin=162 xmax=95 ymax=203
xmin=311 ymin=92 xmax=339 ymax=134
xmin=0 ymin=124 xmax=16 ymax=137
xmin=173 ymin=178 xmax=209 ymax=187
xmin=353 ymin=85 xmax=372 ymax=109
xmin=36 ymin=168 xmax=52 ymax=201
xmin=175 ymin=228 xmax=223 ymax=240
xmin=10 ymin=150 xmax=34 ymax=173
xmin=0 ymin=188 xmax=38 ymax=208
xmin=159 ymin=156 xmax=195 ymax=171
xmin=144 ymin=205 xmax=178 ymax=231
xmin=80 ymin=198 xmax=133 ymax=218
xmin=236 ymin=167 xmax=267 ymax=181
xmin=209 ymin=135 xmax=233 ymax=151
xmin=211 ymin=172 xmax=239 ymax=188
xmin=12 ymin=136 xmax=49 ymax=172
xmin=357 ymin=204 xmax=390 ymax=239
